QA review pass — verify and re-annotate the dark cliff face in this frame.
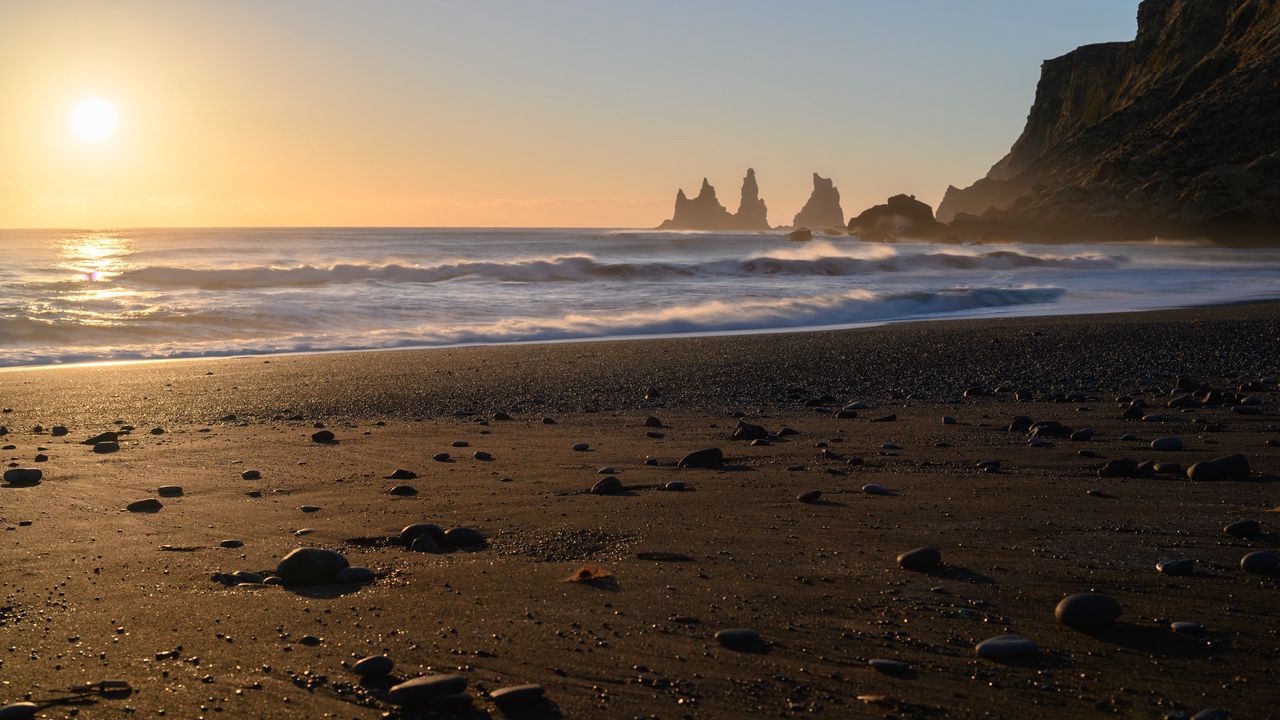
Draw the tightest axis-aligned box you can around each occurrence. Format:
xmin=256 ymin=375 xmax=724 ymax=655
xmin=938 ymin=0 xmax=1280 ymax=244
xmin=791 ymin=173 xmax=845 ymax=229
xmin=658 ymin=169 xmax=771 ymax=230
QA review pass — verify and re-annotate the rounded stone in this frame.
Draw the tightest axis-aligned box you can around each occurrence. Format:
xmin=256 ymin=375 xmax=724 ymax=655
xmin=663 ymin=480 xmax=688 ymax=491
xmin=571 ymin=443 xmax=590 ymax=451
xmin=335 ymin=566 xmax=375 ymax=584
xmin=1055 ymin=593 xmax=1122 ymax=630
xmin=677 ymin=447 xmax=724 ymax=468
xmin=443 ymin=527 xmax=484 ymax=547
xmin=220 ymin=539 xmax=244 ymax=549
xmin=490 ymin=683 xmax=545 ymax=706
xmin=1171 ymin=621 xmax=1203 ymax=635
xmin=2 ymin=468 xmax=42 ymax=486
xmin=387 ymin=674 xmax=468 ymax=706
xmin=1224 ymin=519 xmax=1261 ymax=538
xmin=473 ymin=451 xmax=493 ymax=461
xmin=897 ymin=547 xmax=941 ymax=571
xmin=310 ymin=430 xmax=335 ymax=444
xmin=715 ymin=628 xmax=762 ymax=650
xmin=157 ymin=485 xmax=184 ymax=497
xmin=93 ymin=441 xmax=120 ymax=453
xmin=796 ymin=490 xmax=822 ymax=503
xmin=275 ymin=547 xmax=350 ymax=585
xmin=400 ymin=523 xmax=445 ymax=544
xmin=1240 ymin=550 xmax=1279 ymax=574
xmin=352 ymin=654 xmax=394 ymax=677
xmin=0 ymin=702 xmax=39 ymax=719
xmin=862 ymin=483 xmax=889 ymax=495
xmin=1156 ymin=559 xmax=1195 ymax=576
xmin=1150 ymin=436 xmax=1183 ymax=451
xmin=590 ymin=476 xmax=623 ymax=495
xmin=388 ymin=485 xmax=418 ymax=496
xmin=126 ymin=498 xmax=162 ymax=513
xmin=241 ymin=470 xmax=261 ymax=480
xmin=975 ymin=634 xmax=1037 ymax=660
xmin=409 ymin=535 xmax=441 ymax=553
xmin=868 ymin=658 xmax=911 ymax=675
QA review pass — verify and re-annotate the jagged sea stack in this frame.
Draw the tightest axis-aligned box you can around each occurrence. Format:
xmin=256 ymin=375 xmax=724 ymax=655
xmin=792 ymin=173 xmax=845 ymax=229
xmin=658 ymin=169 xmax=771 ymax=230
xmin=733 ymin=168 xmax=769 ymax=230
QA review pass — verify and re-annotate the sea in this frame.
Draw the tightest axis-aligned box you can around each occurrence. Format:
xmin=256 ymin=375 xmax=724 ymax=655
xmin=1 ymin=227 xmax=1278 ymax=368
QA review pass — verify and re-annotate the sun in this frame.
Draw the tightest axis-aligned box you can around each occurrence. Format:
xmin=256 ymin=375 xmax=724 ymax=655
xmin=70 ymin=97 xmax=119 ymax=143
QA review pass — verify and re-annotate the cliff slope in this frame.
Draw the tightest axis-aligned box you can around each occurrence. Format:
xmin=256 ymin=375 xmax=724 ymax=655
xmin=938 ymin=0 xmax=1280 ymax=244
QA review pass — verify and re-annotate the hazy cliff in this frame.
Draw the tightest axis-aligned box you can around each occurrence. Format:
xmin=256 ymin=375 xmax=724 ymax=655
xmin=939 ymin=0 xmax=1280 ymax=244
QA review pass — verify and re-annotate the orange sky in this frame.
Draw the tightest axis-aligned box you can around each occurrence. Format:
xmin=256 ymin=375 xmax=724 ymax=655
xmin=0 ymin=1 xmax=1136 ymax=229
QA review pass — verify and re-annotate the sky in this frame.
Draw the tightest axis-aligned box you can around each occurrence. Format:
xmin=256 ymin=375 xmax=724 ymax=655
xmin=0 ymin=1 xmax=1138 ymax=229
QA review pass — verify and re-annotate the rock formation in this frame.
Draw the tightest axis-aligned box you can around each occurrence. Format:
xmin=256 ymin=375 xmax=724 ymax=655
xmin=658 ymin=169 xmax=771 ymax=230
xmin=847 ymin=194 xmax=944 ymax=241
xmin=938 ymin=0 xmax=1280 ymax=245
xmin=791 ymin=173 xmax=845 ymax=229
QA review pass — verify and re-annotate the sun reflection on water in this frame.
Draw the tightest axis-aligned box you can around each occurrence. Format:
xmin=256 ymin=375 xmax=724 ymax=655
xmin=58 ymin=232 xmax=134 ymax=282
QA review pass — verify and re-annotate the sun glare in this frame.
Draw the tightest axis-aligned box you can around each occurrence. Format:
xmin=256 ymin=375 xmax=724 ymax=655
xmin=70 ymin=97 xmax=119 ymax=143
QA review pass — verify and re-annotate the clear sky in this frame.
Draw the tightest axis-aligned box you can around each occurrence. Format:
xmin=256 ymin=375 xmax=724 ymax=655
xmin=0 ymin=1 xmax=1138 ymax=229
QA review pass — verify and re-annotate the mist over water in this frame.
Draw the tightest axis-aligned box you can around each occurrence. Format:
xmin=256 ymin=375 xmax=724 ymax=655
xmin=1 ymin=228 xmax=1278 ymax=368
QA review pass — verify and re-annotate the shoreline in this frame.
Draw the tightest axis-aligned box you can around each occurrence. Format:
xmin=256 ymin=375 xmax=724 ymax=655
xmin=4 ymin=295 xmax=1279 ymax=377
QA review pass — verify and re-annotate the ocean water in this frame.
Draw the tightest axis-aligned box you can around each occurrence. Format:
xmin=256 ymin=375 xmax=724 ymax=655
xmin=1 ymin=227 xmax=1278 ymax=368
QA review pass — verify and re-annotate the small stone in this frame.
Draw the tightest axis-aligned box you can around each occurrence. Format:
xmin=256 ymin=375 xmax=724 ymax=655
xmin=300 ymin=505 xmax=321 ymax=513
xmin=387 ymin=674 xmax=468 ymax=706
xmin=1151 ymin=436 xmax=1183 ymax=451
xmin=451 ymin=440 xmax=469 ymax=448
xmin=473 ymin=451 xmax=493 ymax=461
xmin=157 ymin=485 xmax=183 ymax=497
xmin=897 ymin=547 xmax=941 ymax=571
xmin=663 ymin=480 xmax=687 ymax=491
xmin=643 ymin=416 xmax=663 ymax=428
xmin=678 ymin=448 xmax=723 ymax=468
xmin=591 ymin=476 xmax=623 ymax=495
xmin=2 ymin=468 xmax=42 ymax=486
xmin=796 ymin=490 xmax=822 ymax=503
xmin=387 ymin=468 xmax=417 ymax=480
xmin=388 ymin=485 xmax=418 ymax=496
xmin=490 ymin=683 xmax=546 ymax=706
xmin=150 ymin=427 xmax=166 ymax=435
xmin=82 ymin=431 xmax=118 ymax=445
xmin=432 ymin=452 xmax=450 ymax=462
xmin=1055 ymin=593 xmax=1121 ymax=630
xmin=293 ymin=528 xmax=313 ymax=536
xmin=1187 ymin=454 xmax=1250 ymax=481
xmin=1171 ymin=621 xmax=1203 ymax=635
xmin=715 ymin=628 xmax=762 ymax=650
xmin=868 ymin=658 xmax=911 ymax=675
xmin=335 ymin=566 xmax=375 ymax=583
xmin=862 ymin=483 xmax=889 ymax=495
xmin=220 ymin=539 xmax=244 ymax=548
xmin=571 ymin=443 xmax=590 ymax=451
xmin=975 ymin=634 xmax=1037 ymax=660
xmin=352 ymin=655 xmax=394 ymax=677
xmin=942 ymin=416 xmax=956 ymax=425
xmin=1156 ymin=559 xmax=1195 ymax=576
xmin=310 ymin=430 xmax=336 ymax=444
xmin=731 ymin=421 xmax=768 ymax=441
xmin=1240 ymin=550 xmax=1279 ymax=574
xmin=443 ymin=527 xmax=484 ymax=547
xmin=409 ymin=535 xmax=440 ymax=553
xmin=400 ymin=523 xmax=445 ymax=543
xmin=241 ymin=470 xmax=261 ymax=480
xmin=0 ymin=702 xmax=39 ymax=719
xmin=275 ymin=547 xmax=350 ymax=585
xmin=126 ymin=498 xmax=163 ymax=513
xmin=1224 ymin=519 xmax=1261 ymax=538
xmin=93 ymin=441 xmax=120 ymax=453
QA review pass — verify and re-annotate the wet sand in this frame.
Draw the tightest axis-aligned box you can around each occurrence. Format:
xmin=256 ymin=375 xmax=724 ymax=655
xmin=1 ymin=302 xmax=1278 ymax=719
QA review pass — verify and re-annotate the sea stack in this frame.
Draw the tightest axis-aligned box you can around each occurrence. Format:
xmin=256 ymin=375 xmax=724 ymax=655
xmin=658 ymin=169 xmax=771 ymax=230
xmin=847 ymin=194 xmax=944 ymax=241
xmin=792 ymin=173 xmax=844 ymax=229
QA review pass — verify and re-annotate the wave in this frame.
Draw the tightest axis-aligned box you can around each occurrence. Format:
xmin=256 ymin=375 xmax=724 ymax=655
xmin=0 ymin=286 xmax=1065 ymax=366
xmin=109 ymin=250 xmax=1123 ymax=289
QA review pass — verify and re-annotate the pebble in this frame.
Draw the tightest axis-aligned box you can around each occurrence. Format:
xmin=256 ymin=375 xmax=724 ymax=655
xmin=387 ymin=674 xmax=469 ymax=706
xmin=410 ymin=535 xmax=440 ymax=552
xmin=2 ymin=468 xmax=42 ymax=486
xmin=387 ymin=468 xmax=417 ymax=480
xmin=451 ymin=440 xmax=469 ymax=448
xmin=715 ymin=628 xmax=762 ymax=651
xmin=126 ymin=498 xmax=163 ymax=513
xmin=1223 ymin=519 xmax=1261 ymax=538
xmin=868 ymin=658 xmax=911 ymax=675
xmin=93 ymin=440 xmax=120 ymax=453
xmin=443 ymin=527 xmax=484 ymax=547
xmin=388 ymin=485 xmax=418 ymax=496
xmin=1055 ymin=593 xmax=1121 ymax=630
xmin=0 ymin=702 xmax=39 ymax=719
xmin=400 ymin=523 xmax=445 ymax=544
xmin=294 ymin=528 xmax=314 ymax=536
xmin=1170 ymin=621 xmax=1203 ymax=635
xmin=1187 ymin=454 xmax=1250 ymax=481
xmin=942 ymin=416 xmax=956 ymax=425
xmin=597 ymin=466 xmax=617 ymax=474
xmin=241 ymin=470 xmax=261 ymax=480
xmin=643 ymin=416 xmax=663 ymax=428
xmin=335 ymin=566 xmax=375 ymax=583
xmin=975 ymin=634 xmax=1037 ymax=660
xmin=1240 ymin=550 xmax=1279 ymax=574
xmin=83 ymin=431 xmax=118 ymax=445
xmin=300 ymin=505 xmax=321 ymax=513
xmin=310 ymin=430 xmax=335 ymax=444
xmin=473 ymin=451 xmax=493 ymax=461
xmin=796 ymin=490 xmax=822 ymax=503
xmin=490 ymin=684 xmax=546 ymax=706
xmin=275 ymin=547 xmax=350 ymax=584
xmin=678 ymin=448 xmax=723 ymax=468
xmin=862 ymin=483 xmax=889 ymax=495
xmin=1156 ymin=558 xmax=1195 ymax=576
xmin=663 ymin=480 xmax=687 ymax=491
xmin=352 ymin=654 xmax=394 ymax=677
xmin=220 ymin=539 xmax=244 ymax=549
xmin=896 ymin=547 xmax=941 ymax=571
xmin=1151 ymin=436 xmax=1183 ymax=451
xmin=571 ymin=443 xmax=590 ymax=451
xmin=433 ymin=452 xmax=450 ymax=462
xmin=591 ymin=476 xmax=623 ymax=495
xmin=157 ymin=485 xmax=183 ymax=497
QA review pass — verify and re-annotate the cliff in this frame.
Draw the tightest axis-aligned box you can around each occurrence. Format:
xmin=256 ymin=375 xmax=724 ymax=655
xmin=791 ymin=173 xmax=845 ymax=229
xmin=938 ymin=0 xmax=1280 ymax=244
xmin=658 ymin=169 xmax=771 ymax=231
